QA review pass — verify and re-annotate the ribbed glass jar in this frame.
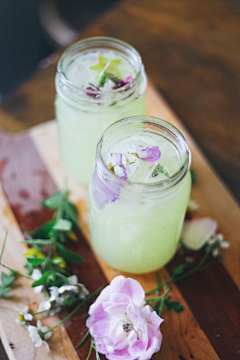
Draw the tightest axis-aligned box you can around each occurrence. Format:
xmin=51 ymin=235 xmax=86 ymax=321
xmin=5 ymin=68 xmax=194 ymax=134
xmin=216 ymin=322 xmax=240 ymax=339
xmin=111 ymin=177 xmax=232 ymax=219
xmin=55 ymin=36 xmax=147 ymax=186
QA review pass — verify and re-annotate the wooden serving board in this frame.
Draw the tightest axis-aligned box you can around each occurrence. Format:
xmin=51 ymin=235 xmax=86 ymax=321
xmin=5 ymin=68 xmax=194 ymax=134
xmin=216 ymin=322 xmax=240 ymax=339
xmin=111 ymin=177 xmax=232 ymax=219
xmin=0 ymin=84 xmax=239 ymax=360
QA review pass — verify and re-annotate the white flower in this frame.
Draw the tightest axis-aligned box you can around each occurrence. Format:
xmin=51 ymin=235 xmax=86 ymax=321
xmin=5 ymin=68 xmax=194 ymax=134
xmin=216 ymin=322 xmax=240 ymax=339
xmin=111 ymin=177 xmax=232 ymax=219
xmin=206 ymin=233 xmax=230 ymax=257
xmin=28 ymin=320 xmax=52 ymax=350
xmin=59 ymin=275 xmax=89 ymax=298
xmin=32 ymin=269 xmax=43 ymax=293
xmin=38 ymin=299 xmax=61 ymax=317
xmin=187 ymin=199 xmax=199 ymax=212
xmin=15 ymin=305 xmax=33 ymax=326
xmin=49 ymin=286 xmax=60 ymax=302
xmin=181 ymin=217 xmax=218 ymax=250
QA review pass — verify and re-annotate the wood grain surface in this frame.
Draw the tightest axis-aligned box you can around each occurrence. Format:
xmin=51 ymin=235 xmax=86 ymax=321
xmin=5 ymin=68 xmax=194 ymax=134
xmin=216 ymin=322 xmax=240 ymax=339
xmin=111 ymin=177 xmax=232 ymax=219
xmin=0 ymin=0 xmax=240 ymax=202
xmin=1 ymin=84 xmax=239 ymax=360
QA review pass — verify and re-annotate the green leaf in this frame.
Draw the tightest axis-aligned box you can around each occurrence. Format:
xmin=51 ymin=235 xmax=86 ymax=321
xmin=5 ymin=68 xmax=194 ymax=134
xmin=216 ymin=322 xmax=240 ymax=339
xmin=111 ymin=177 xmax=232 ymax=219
xmin=31 ymin=221 xmax=55 ymax=239
xmin=57 ymin=243 xmax=84 ymax=263
xmin=0 ymin=287 xmax=12 ymax=297
xmin=98 ymin=69 xmax=108 ymax=88
xmin=55 ymin=273 xmax=70 ymax=282
xmin=64 ymin=202 xmax=80 ymax=228
xmin=32 ymin=271 xmax=50 ymax=287
xmin=172 ymin=264 xmax=186 ymax=278
xmin=24 ymin=261 xmax=34 ymax=275
xmin=47 ymin=272 xmax=56 ymax=282
xmin=53 ymin=219 xmax=72 ymax=232
xmin=165 ymin=299 xmax=184 ymax=313
xmin=107 ymin=72 xmax=121 ymax=85
xmin=27 ymin=257 xmax=46 ymax=265
xmin=152 ymin=164 xmax=170 ymax=178
xmin=1 ymin=272 xmax=15 ymax=288
xmin=41 ymin=191 xmax=65 ymax=209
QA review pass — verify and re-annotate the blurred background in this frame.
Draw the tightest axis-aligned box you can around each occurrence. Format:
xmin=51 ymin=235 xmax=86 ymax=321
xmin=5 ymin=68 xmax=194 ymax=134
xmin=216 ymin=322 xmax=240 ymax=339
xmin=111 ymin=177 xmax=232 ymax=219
xmin=0 ymin=0 xmax=120 ymax=100
xmin=0 ymin=0 xmax=239 ymax=202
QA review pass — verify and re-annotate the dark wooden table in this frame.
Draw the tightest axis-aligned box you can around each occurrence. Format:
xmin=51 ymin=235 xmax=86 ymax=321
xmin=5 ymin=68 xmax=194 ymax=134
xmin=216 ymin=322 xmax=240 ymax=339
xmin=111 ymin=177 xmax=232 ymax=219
xmin=0 ymin=0 xmax=240 ymax=359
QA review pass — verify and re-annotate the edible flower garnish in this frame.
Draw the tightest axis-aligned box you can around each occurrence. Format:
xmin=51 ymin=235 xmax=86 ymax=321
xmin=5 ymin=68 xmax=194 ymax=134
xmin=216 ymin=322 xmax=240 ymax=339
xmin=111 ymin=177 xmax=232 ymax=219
xmin=90 ymin=55 xmax=122 ymax=88
xmin=122 ymin=142 xmax=161 ymax=162
xmin=113 ymin=76 xmax=133 ymax=89
xmin=92 ymin=165 xmax=122 ymax=209
xmin=106 ymin=145 xmax=161 ymax=181
xmin=106 ymin=153 xmax=128 ymax=180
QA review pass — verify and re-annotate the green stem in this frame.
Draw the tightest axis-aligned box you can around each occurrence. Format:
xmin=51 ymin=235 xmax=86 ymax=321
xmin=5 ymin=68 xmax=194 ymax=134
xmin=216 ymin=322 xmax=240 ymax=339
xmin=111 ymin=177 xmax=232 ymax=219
xmin=77 ymin=329 xmax=90 ymax=348
xmin=156 ymin=271 xmax=160 ymax=297
xmin=43 ymin=286 xmax=103 ymax=335
xmin=145 ymin=263 xmax=210 ymax=296
xmin=86 ymin=338 xmax=93 ymax=360
xmin=32 ymin=305 xmax=61 ymax=316
xmin=158 ymin=268 xmax=167 ymax=316
xmin=196 ymin=243 xmax=216 ymax=268
xmin=161 ymin=346 xmax=165 ymax=360
xmin=0 ymin=231 xmax=8 ymax=263
xmin=92 ymin=344 xmax=101 ymax=360
xmin=0 ymin=263 xmax=32 ymax=280
xmin=162 ymin=267 xmax=167 ymax=292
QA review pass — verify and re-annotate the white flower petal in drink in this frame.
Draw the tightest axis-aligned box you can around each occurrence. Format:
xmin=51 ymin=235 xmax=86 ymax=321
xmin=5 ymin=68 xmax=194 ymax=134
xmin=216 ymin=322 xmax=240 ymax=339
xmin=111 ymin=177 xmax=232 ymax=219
xmin=32 ymin=269 xmax=43 ymax=293
xmin=28 ymin=320 xmax=52 ymax=350
xmin=15 ymin=305 xmax=33 ymax=325
xmin=181 ymin=217 xmax=218 ymax=250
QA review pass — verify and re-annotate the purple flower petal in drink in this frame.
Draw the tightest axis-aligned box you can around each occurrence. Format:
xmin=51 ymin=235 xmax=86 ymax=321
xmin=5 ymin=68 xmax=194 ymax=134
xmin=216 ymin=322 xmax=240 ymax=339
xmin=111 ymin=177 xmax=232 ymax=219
xmin=113 ymin=76 xmax=133 ymax=89
xmin=92 ymin=166 xmax=121 ymax=209
xmin=106 ymin=153 xmax=123 ymax=167
xmin=114 ymin=165 xmax=128 ymax=180
xmin=138 ymin=146 xmax=161 ymax=162
xmin=86 ymin=86 xmax=99 ymax=99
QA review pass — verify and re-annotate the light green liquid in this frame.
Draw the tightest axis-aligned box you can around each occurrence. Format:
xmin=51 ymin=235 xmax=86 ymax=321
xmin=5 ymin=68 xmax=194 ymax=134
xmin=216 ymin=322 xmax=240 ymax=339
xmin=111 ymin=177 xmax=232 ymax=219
xmin=55 ymin=49 xmax=145 ymax=186
xmin=88 ymin=134 xmax=191 ymax=274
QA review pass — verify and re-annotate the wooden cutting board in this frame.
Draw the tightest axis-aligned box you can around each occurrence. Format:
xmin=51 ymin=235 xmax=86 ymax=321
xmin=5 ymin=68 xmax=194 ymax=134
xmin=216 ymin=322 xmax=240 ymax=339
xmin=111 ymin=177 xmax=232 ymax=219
xmin=0 ymin=84 xmax=239 ymax=360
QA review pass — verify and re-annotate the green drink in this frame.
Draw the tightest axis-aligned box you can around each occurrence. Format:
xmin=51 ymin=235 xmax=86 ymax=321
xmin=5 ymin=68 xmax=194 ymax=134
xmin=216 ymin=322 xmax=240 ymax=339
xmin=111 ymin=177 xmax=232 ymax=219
xmin=88 ymin=116 xmax=191 ymax=274
xmin=55 ymin=37 xmax=147 ymax=186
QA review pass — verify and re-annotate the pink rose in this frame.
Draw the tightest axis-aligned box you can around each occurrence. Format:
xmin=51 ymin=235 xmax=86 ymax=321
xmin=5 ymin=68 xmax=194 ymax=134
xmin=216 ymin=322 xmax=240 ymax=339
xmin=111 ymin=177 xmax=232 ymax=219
xmin=86 ymin=275 xmax=163 ymax=360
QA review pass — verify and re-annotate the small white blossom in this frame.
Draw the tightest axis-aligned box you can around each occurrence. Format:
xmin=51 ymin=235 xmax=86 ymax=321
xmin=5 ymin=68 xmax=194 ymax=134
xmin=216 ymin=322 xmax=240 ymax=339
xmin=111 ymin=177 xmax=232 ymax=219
xmin=49 ymin=286 xmax=60 ymax=302
xmin=32 ymin=269 xmax=43 ymax=293
xmin=206 ymin=233 xmax=230 ymax=257
xmin=15 ymin=305 xmax=33 ymax=326
xmin=28 ymin=320 xmax=52 ymax=350
xmin=59 ymin=275 xmax=89 ymax=299
xmin=38 ymin=299 xmax=61 ymax=317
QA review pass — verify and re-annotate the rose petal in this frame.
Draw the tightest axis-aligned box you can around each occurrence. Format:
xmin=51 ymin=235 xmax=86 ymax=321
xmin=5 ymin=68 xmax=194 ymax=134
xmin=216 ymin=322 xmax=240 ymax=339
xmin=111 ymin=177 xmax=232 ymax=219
xmin=181 ymin=217 xmax=218 ymax=250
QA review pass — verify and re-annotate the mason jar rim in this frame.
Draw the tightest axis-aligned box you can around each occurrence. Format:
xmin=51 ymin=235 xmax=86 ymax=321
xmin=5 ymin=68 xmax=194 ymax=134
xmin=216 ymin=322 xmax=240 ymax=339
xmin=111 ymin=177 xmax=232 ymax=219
xmin=57 ymin=36 xmax=143 ymax=96
xmin=96 ymin=116 xmax=191 ymax=194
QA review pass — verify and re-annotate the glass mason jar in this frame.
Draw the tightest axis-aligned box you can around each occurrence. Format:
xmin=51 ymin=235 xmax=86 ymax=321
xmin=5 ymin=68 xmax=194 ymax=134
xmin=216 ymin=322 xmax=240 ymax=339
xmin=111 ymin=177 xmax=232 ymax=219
xmin=55 ymin=36 xmax=147 ymax=186
xmin=88 ymin=116 xmax=191 ymax=274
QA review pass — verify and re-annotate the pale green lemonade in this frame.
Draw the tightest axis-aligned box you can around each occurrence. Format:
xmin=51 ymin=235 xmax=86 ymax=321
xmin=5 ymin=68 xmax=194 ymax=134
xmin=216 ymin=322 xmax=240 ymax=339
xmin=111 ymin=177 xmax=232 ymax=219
xmin=55 ymin=37 xmax=146 ymax=186
xmin=88 ymin=117 xmax=191 ymax=274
